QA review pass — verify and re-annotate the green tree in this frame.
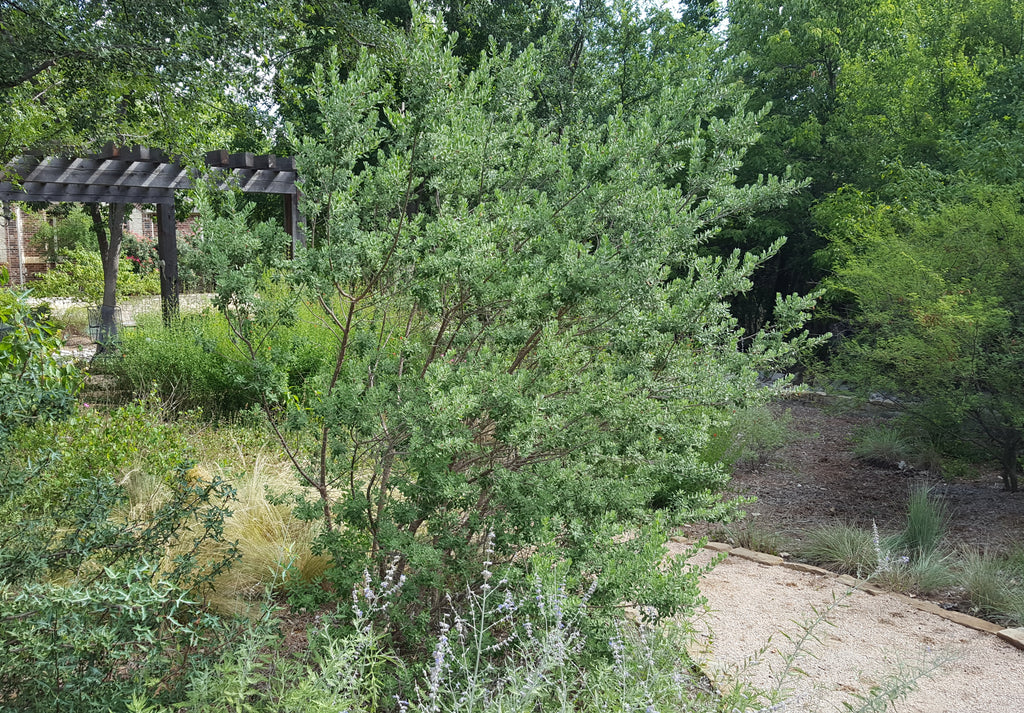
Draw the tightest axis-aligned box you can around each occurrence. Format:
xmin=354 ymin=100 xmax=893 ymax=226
xmin=720 ymin=0 xmax=911 ymax=330
xmin=822 ymin=182 xmax=1024 ymax=491
xmin=205 ymin=6 xmax=818 ymax=630
xmin=720 ymin=0 xmax=1024 ymax=330
xmin=0 ymin=0 xmax=284 ymax=159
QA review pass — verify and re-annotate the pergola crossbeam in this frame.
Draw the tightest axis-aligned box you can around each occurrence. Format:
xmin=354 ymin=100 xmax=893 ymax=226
xmin=224 ymin=168 xmax=299 ymax=194
xmin=0 ymin=181 xmax=177 ymax=204
xmin=3 ymin=156 xmax=192 ymax=192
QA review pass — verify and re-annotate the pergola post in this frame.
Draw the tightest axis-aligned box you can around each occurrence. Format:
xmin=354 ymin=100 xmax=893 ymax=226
xmin=284 ymin=192 xmax=305 ymax=253
xmin=156 ymin=200 xmax=179 ymax=323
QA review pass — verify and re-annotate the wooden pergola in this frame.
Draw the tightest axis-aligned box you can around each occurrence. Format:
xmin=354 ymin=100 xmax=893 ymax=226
xmin=0 ymin=144 xmax=302 ymax=320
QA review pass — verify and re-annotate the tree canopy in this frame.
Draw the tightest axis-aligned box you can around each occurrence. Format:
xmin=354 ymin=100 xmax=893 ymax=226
xmin=0 ymin=0 xmax=284 ymax=160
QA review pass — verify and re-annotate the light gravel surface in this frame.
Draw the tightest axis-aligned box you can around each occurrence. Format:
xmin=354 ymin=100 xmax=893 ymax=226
xmin=672 ymin=544 xmax=1024 ymax=713
xmin=29 ymin=293 xmax=215 ymax=323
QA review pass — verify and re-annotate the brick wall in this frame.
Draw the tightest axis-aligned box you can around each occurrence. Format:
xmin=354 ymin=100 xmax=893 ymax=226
xmin=125 ymin=206 xmax=197 ymax=242
xmin=1 ymin=206 xmax=50 ymax=285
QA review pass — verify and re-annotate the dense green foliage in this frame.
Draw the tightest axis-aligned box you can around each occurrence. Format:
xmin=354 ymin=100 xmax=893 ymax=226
xmin=29 ymin=247 xmax=161 ymax=300
xmin=111 ymin=300 xmax=334 ymax=416
xmin=0 ymin=283 xmax=81 ymax=436
xmin=196 ymin=8 xmax=817 ymax=645
xmin=723 ymin=0 xmax=1024 ymax=327
xmin=0 ymin=0 xmax=282 ymax=159
xmin=0 ymin=565 xmax=217 ymax=711
xmin=717 ymin=0 xmax=1024 ymax=479
xmin=0 ymin=399 xmax=237 ymax=588
xmin=823 ymin=182 xmax=1024 ymax=489
xmin=0 ymin=360 xmax=238 ymax=708
xmin=29 ymin=206 xmax=95 ymax=259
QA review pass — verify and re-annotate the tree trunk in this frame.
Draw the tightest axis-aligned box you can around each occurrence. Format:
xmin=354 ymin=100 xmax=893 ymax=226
xmin=88 ymin=203 xmax=126 ymax=348
xmin=1000 ymin=435 xmax=1020 ymax=493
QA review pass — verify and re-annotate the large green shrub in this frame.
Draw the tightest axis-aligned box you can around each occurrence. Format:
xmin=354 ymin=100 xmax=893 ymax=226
xmin=28 ymin=206 xmax=95 ymax=259
xmin=29 ymin=246 xmax=160 ymax=300
xmin=200 ymin=9 xmax=819 ymax=640
xmin=0 ymin=284 xmax=82 ymax=437
xmin=822 ymin=182 xmax=1024 ymax=490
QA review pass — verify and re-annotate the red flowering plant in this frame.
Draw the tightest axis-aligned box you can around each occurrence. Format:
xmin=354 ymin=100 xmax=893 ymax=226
xmin=122 ymin=230 xmax=159 ymax=274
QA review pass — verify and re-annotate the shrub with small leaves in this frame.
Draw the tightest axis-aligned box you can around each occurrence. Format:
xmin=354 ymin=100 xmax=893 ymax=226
xmin=0 ymin=284 xmax=82 ymax=438
xmin=0 ymin=564 xmax=212 ymax=712
xmin=204 ymin=8 xmax=819 ymax=644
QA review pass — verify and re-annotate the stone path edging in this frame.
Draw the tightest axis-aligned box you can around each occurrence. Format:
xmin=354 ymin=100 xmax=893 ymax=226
xmin=671 ymin=535 xmax=1024 ymax=651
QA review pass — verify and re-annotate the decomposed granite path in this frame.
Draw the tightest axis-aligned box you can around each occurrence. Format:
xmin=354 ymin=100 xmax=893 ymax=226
xmin=668 ymin=539 xmax=1024 ymax=713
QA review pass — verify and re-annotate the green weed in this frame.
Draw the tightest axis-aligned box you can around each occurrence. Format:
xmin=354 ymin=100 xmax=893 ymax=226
xmin=701 ymin=404 xmax=797 ymax=469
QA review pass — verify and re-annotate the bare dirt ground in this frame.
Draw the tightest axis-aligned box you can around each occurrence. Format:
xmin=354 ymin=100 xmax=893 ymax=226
xmin=690 ymin=395 xmax=1024 ymax=554
xmin=675 ymin=395 xmax=1024 ymax=712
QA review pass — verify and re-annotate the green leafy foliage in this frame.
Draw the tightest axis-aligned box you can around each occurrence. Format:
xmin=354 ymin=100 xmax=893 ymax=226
xmin=0 ymin=0 xmax=284 ymax=160
xmin=111 ymin=293 xmax=335 ymax=416
xmin=0 ymin=399 xmax=238 ymax=589
xmin=195 ymin=8 xmax=818 ymax=644
xmin=0 ymin=285 xmax=82 ymax=436
xmin=721 ymin=0 xmax=1024 ymax=330
xmin=0 ymin=564 xmax=217 ymax=712
xmin=28 ymin=207 xmax=95 ymax=259
xmin=29 ymin=247 xmax=160 ymax=300
xmin=823 ymin=183 xmax=1024 ymax=490
xmin=0 ymin=360 xmax=238 ymax=711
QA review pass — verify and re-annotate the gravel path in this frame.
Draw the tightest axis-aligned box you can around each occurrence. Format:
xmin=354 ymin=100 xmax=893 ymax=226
xmin=673 ymin=544 xmax=1024 ymax=713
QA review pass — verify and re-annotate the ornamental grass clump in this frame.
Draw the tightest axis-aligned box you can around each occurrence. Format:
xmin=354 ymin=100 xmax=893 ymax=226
xmin=799 ymin=522 xmax=878 ymax=576
xmin=895 ymin=485 xmax=950 ymax=556
xmin=959 ymin=548 xmax=1024 ymax=626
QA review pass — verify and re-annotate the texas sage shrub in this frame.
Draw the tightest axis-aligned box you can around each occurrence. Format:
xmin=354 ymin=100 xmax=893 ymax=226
xmin=201 ymin=9 xmax=819 ymax=639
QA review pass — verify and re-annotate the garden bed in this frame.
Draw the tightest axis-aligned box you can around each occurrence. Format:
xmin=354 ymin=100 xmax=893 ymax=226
xmin=688 ymin=395 xmax=1024 ymax=623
